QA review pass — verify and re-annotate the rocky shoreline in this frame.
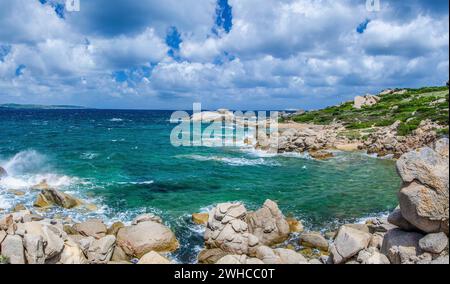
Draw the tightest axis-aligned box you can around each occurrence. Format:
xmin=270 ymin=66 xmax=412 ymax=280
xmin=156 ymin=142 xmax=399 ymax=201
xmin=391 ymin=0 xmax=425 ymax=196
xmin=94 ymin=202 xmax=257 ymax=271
xmin=0 ymin=138 xmax=448 ymax=264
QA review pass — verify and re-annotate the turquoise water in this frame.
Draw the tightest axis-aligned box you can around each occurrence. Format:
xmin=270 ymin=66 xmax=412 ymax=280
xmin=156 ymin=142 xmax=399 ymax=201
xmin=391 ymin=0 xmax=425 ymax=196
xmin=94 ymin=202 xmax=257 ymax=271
xmin=0 ymin=109 xmax=402 ymax=262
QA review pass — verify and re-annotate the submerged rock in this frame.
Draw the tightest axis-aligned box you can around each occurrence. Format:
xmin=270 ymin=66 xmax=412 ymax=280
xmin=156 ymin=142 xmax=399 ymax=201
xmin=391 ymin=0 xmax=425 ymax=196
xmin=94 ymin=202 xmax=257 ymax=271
xmin=309 ymin=150 xmax=334 ymax=160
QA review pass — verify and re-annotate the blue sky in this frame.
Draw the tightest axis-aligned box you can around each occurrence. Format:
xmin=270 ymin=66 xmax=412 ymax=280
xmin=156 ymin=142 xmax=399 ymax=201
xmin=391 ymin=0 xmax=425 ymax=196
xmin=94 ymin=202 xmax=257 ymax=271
xmin=0 ymin=0 xmax=448 ymax=110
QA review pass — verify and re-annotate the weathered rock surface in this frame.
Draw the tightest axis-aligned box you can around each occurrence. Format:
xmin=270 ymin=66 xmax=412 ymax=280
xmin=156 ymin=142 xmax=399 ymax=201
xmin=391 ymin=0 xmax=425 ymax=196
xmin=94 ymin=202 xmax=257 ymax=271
xmin=299 ymin=232 xmax=329 ymax=251
xmin=286 ymin=217 xmax=304 ymax=233
xmin=58 ymin=239 xmax=88 ymax=264
xmin=117 ymin=221 xmax=179 ymax=258
xmin=357 ymin=247 xmax=390 ymax=264
xmin=138 ymin=251 xmax=171 ymax=264
xmin=246 ymin=199 xmax=290 ymax=246
xmin=387 ymin=208 xmax=416 ymax=231
xmin=73 ymin=219 xmax=107 ymax=239
xmin=1 ymin=235 xmax=25 ymax=264
xmin=255 ymin=246 xmax=308 ymax=264
xmin=354 ymin=94 xmax=380 ymax=109
xmin=132 ymin=214 xmax=162 ymax=225
xmin=86 ymin=235 xmax=116 ymax=264
xmin=23 ymin=234 xmax=45 ymax=264
xmin=204 ymin=202 xmax=258 ymax=255
xmin=198 ymin=248 xmax=229 ymax=264
xmin=418 ymin=233 xmax=448 ymax=254
xmin=216 ymin=254 xmax=264 ymax=265
xmin=381 ymin=228 xmax=424 ymax=264
xmin=330 ymin=225 xmax=372 ymax=264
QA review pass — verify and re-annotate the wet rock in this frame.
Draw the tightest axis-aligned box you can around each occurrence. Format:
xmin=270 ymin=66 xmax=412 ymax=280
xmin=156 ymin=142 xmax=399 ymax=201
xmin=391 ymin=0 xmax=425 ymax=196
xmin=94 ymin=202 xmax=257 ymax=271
xmin=0 ymin=167 xmax=7 ymax=179
xmin=132 ymin=214 xmax=162 ymax=225
xmin=192 ymin=213 xmax=209 ymax=226
xmin=299 ymin=232 xmax=329 ymax=251
xmin=13 ymin=204 xmax=26 ymax=212
xmin=286 ymin=217 xmax=304 ymax=233
xmin=117 ymin=220 xmax=179 ymax=258
xmin=34 ymin=188 xmax=83 ymax=209
xmin=309 ymin=150 xmax=334 ymax=160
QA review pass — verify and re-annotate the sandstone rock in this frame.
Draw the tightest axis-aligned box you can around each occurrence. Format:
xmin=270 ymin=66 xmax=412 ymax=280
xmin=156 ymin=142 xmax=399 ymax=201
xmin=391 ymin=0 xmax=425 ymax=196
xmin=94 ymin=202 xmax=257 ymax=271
xmin=418 ymin=232 xmax=448 ymax=254
xmin=198 ymin=248 xmax=229 ymax=264
xmin=357 ymin=247 xmax=390 ymax=264
xmin=330 ymin=225 xmax=372 ymax=264
xmin=87 ymin=235 xmax=116 ymax=264
xmin=192 ymin=213 xmax=209 ymax=226
xmin=246 ymin=199 xmax=290 ymax=246
xmin=1 ymin=235 xmax=25 ymax=264
xmin=299 ymin=232 xmax=329 ymax=251
xmin=23 ymin=234 xmax=45 ymax=264
xmin=381 ymin=228 xmax=424 ymax=264
xmin=132 ymin=214 xmax=162 ymax=225
xmin=107 ymin=222 xmax=125 ymax=236
xmin=117 ymin=221 xmax=179 ymax=258
xmin=398 ymin=181 xmax=448 ymax=234
xmin=138 ymin=251 xmax=171 ymax=264
xmin=286 ymin=217 xmax=304 ymax=233
xmin=58 ymin=239 xmax=88 ymax=264
xmin=387 ymin=208 xmax=416 ymax=231
xmin=204 ymin=202 xmax=258 ymax=255
xmin=73 ymin=219 xmax=107 ymax=239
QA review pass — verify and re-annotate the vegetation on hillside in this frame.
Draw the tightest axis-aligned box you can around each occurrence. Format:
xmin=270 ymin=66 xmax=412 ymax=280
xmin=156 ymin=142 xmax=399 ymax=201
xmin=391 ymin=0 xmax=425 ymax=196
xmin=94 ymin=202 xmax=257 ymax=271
xmin=288 ymin=86 xmax=449 ymax=137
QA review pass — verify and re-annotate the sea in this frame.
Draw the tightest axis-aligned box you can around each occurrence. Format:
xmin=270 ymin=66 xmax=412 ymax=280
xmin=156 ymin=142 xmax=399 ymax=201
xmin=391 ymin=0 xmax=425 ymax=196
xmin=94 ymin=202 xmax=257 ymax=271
xmin=0 ymin=109 xmax=402 ymax=263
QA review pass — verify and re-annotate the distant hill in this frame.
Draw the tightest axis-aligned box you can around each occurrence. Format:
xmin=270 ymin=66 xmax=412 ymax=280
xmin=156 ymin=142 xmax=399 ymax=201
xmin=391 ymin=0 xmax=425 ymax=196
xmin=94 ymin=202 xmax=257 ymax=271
xmin=0 ymin=103 xmax=89 ymax=110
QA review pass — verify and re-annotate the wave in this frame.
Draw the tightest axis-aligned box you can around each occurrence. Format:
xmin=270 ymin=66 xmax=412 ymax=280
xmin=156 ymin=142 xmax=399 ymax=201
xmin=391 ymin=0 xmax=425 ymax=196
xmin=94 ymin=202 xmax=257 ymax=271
xmin=242 ymin=148 xmax=311 ymax=159
xmin=116 ymin=180 xmax=154 ymax=185
xmin=109 ymin=118 xmax=124 ymax=122
xmin=80 ymin=152 xmax=100 ymax=160
xmin=177 ymin=154 xmax=279 ymax=167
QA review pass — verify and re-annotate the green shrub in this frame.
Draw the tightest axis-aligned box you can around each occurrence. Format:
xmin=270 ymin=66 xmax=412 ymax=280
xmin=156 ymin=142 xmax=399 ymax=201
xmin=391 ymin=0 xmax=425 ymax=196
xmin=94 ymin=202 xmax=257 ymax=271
xmin=0 ymin=255 xmax=9 ymax=264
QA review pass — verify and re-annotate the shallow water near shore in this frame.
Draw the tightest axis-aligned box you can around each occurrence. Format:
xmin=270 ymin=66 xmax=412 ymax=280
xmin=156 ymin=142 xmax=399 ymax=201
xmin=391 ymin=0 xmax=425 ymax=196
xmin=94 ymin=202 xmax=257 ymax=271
xmin=0 ymin=109 xmax=402 ymax=263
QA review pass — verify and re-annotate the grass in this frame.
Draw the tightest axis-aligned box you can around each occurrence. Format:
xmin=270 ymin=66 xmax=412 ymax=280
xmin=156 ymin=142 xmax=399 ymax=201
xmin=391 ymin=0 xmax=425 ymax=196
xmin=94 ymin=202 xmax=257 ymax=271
xmin=0 ymin=255 xmax=9 ymax=264
xmin=290 ymin=86 xmax=449 ymax=137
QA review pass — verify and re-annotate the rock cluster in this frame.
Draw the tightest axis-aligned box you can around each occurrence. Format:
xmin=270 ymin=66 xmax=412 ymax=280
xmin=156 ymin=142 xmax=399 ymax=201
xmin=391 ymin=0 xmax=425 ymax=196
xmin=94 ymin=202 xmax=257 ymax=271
xmin=354 ymin=94 xmax=380 ymax=109
xmin=200 ymin=200 xmax=313 ymax=264
xmin=0 ymin=210 xmax=177 ymax=264
xmin=364 ymin=120 xmax=443 ymax=158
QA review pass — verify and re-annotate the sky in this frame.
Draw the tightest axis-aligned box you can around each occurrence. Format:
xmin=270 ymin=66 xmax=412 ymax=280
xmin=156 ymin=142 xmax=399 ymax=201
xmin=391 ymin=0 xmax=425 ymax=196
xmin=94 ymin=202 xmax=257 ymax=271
xmin=0 ymin=0 xmax=448 ymax=110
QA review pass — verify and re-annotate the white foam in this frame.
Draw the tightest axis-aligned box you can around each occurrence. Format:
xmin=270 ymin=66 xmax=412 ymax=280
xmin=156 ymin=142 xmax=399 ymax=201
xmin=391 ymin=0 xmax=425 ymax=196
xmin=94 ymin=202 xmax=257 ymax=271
xmin=177 ymin=154 xmax=279 ymax=167
xmin=109 ymin=118 xmax=124 ymax=122
xmin=116 ymin=180 xmax=154 ymax=185
xmin=80 ymin=152 xmax=99 ymax=160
